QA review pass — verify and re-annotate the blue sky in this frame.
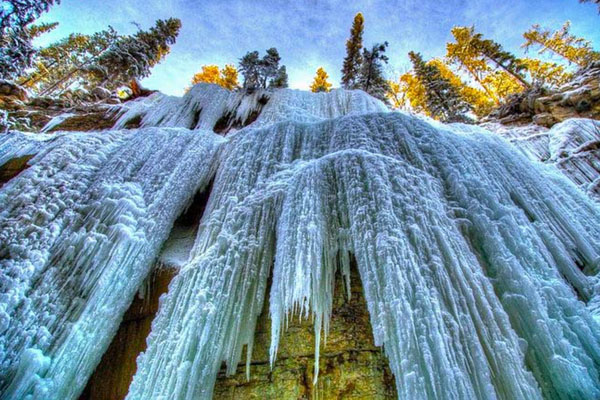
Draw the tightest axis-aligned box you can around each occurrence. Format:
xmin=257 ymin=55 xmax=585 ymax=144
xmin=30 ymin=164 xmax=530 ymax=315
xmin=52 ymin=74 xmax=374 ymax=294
xmin=36 ymin=0 xmax=600 ymax=95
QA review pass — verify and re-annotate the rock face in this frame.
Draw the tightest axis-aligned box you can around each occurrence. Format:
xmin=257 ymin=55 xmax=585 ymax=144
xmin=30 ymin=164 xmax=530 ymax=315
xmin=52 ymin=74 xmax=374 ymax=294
xmin=80 ymin=264 xmax=396 ymax=400
xmin=490 ymin=62 xmax=600 ymax=127
xmin=213 ymin=263 xmax=396 ymax=399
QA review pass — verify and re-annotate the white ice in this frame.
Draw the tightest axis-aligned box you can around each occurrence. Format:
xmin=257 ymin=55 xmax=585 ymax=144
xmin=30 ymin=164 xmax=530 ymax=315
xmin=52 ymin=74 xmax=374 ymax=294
xmin=0 ymin=85 xmax=599 ymax=400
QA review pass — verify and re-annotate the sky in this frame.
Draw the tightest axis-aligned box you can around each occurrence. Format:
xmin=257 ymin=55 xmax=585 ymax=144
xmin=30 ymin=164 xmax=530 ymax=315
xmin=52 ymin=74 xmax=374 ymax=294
xmin=36 ymin=0 xmax=600 ymax=96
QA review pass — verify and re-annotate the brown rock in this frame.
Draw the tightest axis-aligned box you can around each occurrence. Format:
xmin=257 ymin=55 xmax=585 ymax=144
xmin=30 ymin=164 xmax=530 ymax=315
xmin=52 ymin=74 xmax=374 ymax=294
xmin=533 ymin=113 xmax=558 ymax=128
xmin=0 ymin=80 xmax=28 ymax=101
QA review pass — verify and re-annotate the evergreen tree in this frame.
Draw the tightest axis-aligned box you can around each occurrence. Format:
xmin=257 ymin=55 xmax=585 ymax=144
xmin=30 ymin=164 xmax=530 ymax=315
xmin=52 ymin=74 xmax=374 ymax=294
xmin=270 ymin=66 xmax=288 ymax=88
xmin=458 ymin=26 xmax=530 ymax=89
xmin=261 ymin=47 xmax=281 ymax=87
xmin=409 ymin=51 xmax=472 ymax=123
xmin=429 ymin=59 xmax=494 ymax=117
xmin=239 ymin=48 xmax=287 ymax=89
xmin=239 ymin=51 xmax=261 ymax=89
xmin=0 ymin=0 xmax=58 ymax=31
xmin=341 ymin=12 xmax=364 ymax=89
xmin=523 ymin=21 xmax=600 ymax=67
xmin=357 ymin=42 xmax=390 ymax=101
xmin=310 ymin=67 xmax=333 ymax=92
xmin=447 ymin=26 xmax=500 ymax=104
xmin=0 ymin=0 xmax=59 ymax=79
xmin=19 ymin=28 xmax=118 ymax=94
xmin=87 ymin=18 xmax=181 ymax=91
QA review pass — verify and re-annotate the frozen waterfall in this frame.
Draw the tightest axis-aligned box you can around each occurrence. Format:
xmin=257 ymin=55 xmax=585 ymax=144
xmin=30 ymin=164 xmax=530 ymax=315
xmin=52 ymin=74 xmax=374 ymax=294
xmin=1 ymin=84 xmax=599 ymax=400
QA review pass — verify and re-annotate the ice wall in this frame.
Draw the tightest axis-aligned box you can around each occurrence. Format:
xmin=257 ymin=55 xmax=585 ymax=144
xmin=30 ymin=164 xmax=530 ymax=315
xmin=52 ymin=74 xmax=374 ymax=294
xmin=113 ymin=83 xmax=388 ymax=131
xmin=1 ymin=85 xmax=599 ymax=400
xmin=0 ymin=127 xmax=223 ymax=399
xmin=477 ymin=119 xmax=600 ymax=199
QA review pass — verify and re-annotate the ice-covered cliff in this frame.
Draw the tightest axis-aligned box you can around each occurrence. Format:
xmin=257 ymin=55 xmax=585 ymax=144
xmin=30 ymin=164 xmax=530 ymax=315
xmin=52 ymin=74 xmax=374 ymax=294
xmin=1 ymin=84 xmax=600 ymax=400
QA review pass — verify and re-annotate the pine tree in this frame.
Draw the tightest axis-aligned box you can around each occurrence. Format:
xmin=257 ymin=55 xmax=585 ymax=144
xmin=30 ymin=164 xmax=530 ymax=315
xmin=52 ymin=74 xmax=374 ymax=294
xmin=19 ymin=29 xmax=118 ymax=94
xmin=239 ymin=51 xmax=261 ymax=89
xmin=357 ymin=42 xmax=390 ymax=101
xmin=523 ymin=21 xmax=600 ymax=68
xmin=261 ymin=48 xmax=281 ymax=88
xmin=270 ymin=66 xmax=288 ymax=88
xmin=0 ymin=0 xmax=60 ymax=79
xmin=341 ymin=12 xmax=364 ymax=89
xmin=446 ymin=26 xmax=500 ymax=104
xmin=409 ymin=51 xmax=472 ymax=123
xmin=0 ymin=0 xmax=58 ymax=31
xmin=310 ymin=67 xmax=333 ymax=92
xmin=239 ymin=48 xmax=287 ymax=89
xmin=28 ymin=22 xmax=59 ymax=39
xmin=459 ymin=27 xmax=531 ymax=89
xmin=429 ymin=59 xmax=493 ymax=117
xmin=88 ymin=18 xmax=181 ymax=91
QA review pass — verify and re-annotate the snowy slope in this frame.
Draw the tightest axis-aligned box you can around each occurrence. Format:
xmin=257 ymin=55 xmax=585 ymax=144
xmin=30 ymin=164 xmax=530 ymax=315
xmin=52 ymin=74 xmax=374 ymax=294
xmin=1 ymin=85 xmax=600 ymax=400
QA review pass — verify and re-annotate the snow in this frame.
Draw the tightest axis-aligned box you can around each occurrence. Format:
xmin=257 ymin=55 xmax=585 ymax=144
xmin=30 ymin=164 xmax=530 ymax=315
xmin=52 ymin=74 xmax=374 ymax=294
xmin=1 ymin=85 xmax=600 ymax=400
xmin=113 ymin=83 xmax=389 ymax=131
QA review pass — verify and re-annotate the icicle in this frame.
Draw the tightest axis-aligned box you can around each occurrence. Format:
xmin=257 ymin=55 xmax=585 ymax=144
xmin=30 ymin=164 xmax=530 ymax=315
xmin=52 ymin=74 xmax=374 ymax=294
xmin=2 ymin=85 xmax=600 ymax=400
xmin=0 ymin=127 xmax=223 ymax=400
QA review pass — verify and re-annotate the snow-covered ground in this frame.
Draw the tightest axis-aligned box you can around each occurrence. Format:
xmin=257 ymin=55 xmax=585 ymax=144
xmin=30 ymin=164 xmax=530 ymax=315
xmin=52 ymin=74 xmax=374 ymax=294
xmin=1 ymin=85 xmax=600 ymax=400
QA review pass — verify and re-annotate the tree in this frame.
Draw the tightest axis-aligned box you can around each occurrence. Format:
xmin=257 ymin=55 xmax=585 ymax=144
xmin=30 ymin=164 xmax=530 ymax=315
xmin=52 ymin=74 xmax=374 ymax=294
xmin=429 ymin=59 xmax=493 ymax=117
xmin=0 ymin=0 xmax=58 ymax=31
xmin=0 ymin=0 xmax=60 ymax=79
xmin=239 ymin=51 xmax=261 ymax=89
xmin=87 ymin=18 xmax=181 ymax=91
xmin=261 ymin=47 xmax=281 ymax=88
xmin=239 ymin=48 xmax=287 ymax=89
xmin=220 ymin=64 xmax=240 ymax=90
xmin=28 ymin=22 xmax=59 ymax=39
xmin=189 ymin=64 xmax=239 ymax=90
xmin=341 ymin=12 xmax=364 ymax=89
xmin=409 ymin=51 xmax=472 ymax=123
xmin=386 ymin=72 xmax=427 ymax=112
xmin=453 ymin=26 xmax=530 ymax=89
xmin=270 ymin=66 xmax=288 ymax=88
xmin=18 ymin=29 xmax=118 ymax=94
xmin=446 ymin=26 xmax=501 ymax=104
xmin=357 ymin=42 xmax=390 ymax=101
xmin=310 ymin=67 xmax=333 ymax=92
xmin=523 ymin=21 xmax=600 ymax=68
xmin=521 ymin=58 xmax=572 ymax=87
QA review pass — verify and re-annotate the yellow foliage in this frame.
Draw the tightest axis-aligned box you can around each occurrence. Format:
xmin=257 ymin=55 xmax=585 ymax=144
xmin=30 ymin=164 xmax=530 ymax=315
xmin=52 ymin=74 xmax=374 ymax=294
xmin=389 ymin=60 xmax=493 ymax=117
xmin=220 ymin=65 xmax=239 ymax=90
xmin=310 ymin=67 xmax=332 ymax=92
xmin=482 ymin=71 xmax=523 ymax=101
xmin=523 ymin=21 xmax=600 ymax=68
xmin=430 ymin=59 xmax=494 ymax=117
xmin=386 ymin=72 xmax=428 ymax=114
xmin=522 ymin=58 xmax=572 ymax=87
xmin=189 ymin=64 xmax=239 ymax=91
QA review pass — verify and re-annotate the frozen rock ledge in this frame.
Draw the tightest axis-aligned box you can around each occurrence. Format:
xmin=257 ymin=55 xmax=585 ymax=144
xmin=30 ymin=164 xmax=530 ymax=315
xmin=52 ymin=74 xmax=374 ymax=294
xmin=0 ymin=85 xmax=599 ymax=400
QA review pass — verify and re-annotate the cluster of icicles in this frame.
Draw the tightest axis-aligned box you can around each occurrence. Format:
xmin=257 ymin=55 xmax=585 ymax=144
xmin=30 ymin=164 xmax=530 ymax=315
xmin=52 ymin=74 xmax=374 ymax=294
xmin=0 ymin=84 xmax=600 ymax=400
